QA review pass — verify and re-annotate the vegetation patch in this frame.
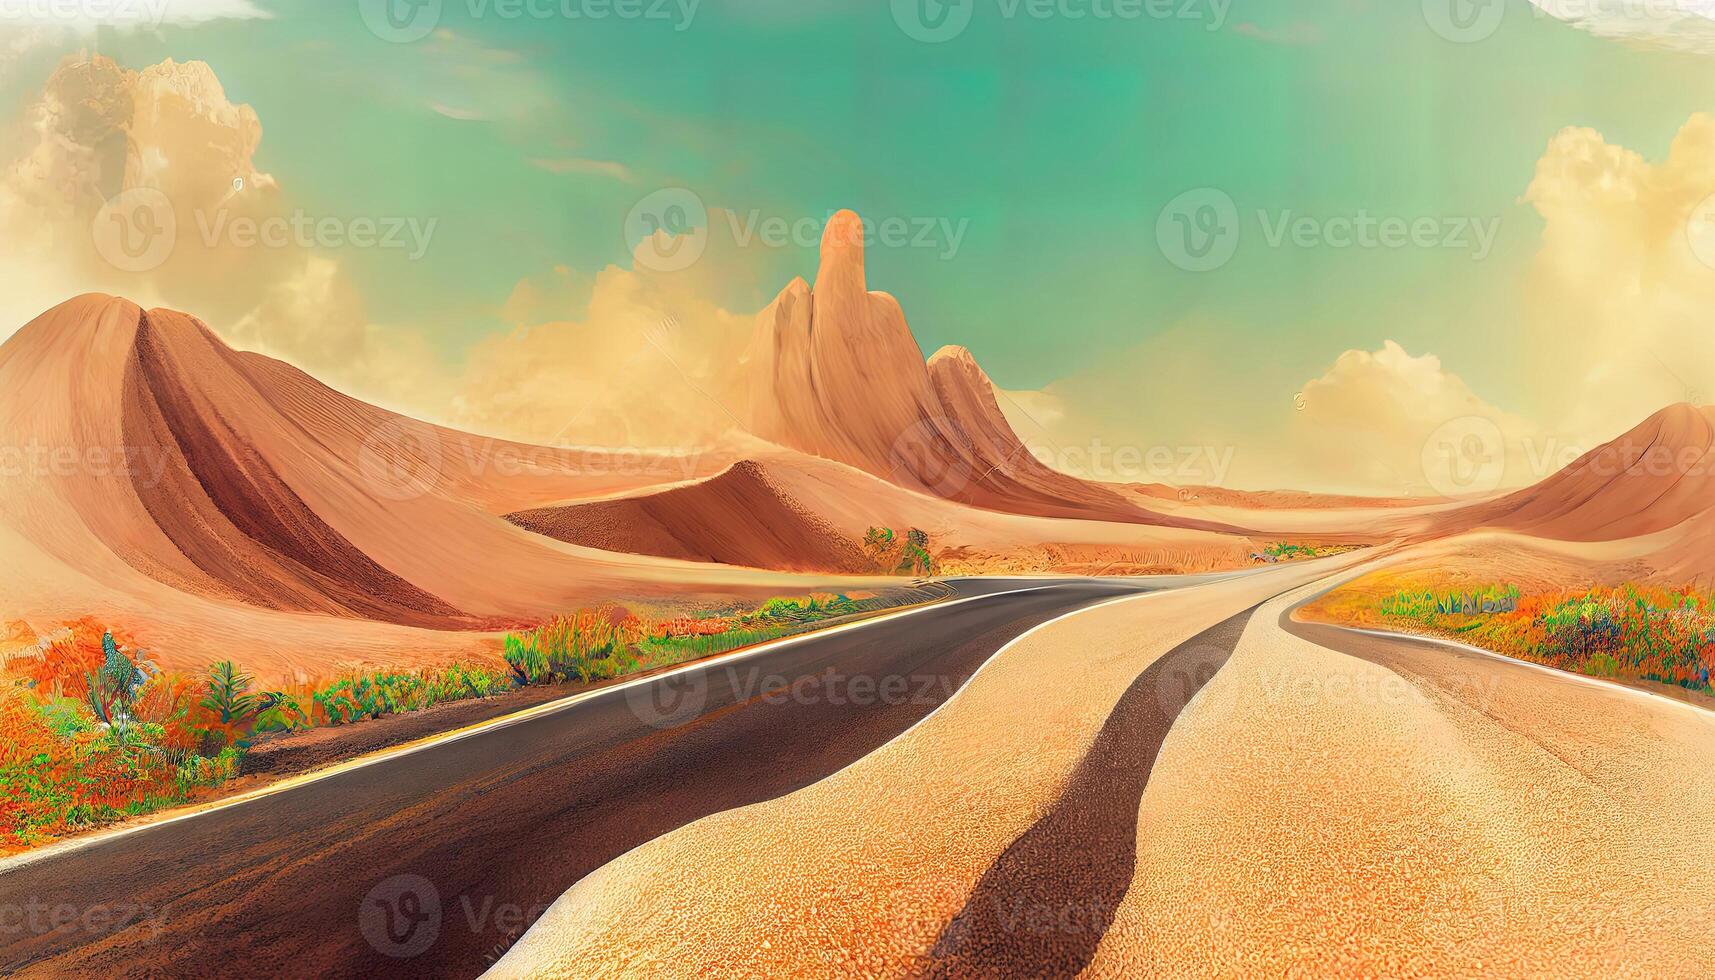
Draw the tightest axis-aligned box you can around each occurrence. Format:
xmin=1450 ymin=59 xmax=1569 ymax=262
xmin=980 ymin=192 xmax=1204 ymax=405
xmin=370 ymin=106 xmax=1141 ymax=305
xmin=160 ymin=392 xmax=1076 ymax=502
xmin=863 ymin=526 xmax=940 ymax=576
xmin=1255 ymin=542 xmax=1364 ymax=564
xmin=504 ymin=589 xmax=943 ymax=686
xmin=1307 ymin=578 xmax=1715 ymax=696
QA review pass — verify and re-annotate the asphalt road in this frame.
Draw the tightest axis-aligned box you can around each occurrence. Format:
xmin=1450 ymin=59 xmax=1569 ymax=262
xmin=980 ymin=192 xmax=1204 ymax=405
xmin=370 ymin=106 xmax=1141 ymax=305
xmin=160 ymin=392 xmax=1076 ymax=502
xmin=0 ymin=578 xmax=1165 ymax=979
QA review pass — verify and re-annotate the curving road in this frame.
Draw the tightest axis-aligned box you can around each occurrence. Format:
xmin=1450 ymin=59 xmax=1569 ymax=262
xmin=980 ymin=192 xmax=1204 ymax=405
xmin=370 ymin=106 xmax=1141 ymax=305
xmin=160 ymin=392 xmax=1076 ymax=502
xmin=0 ymin=577 xmax=1183 ymax=979
xmin=481 ymin=559 xmax=1715 ymax=978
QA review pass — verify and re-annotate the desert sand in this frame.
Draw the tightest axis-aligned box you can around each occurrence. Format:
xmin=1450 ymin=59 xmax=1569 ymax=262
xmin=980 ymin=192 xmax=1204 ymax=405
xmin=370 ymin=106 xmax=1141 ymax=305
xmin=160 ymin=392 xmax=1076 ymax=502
xmin=1449 ymin=403 xmax=1715 ymax=542
xmin=8 ymin=217 xmax=1712 ymax=696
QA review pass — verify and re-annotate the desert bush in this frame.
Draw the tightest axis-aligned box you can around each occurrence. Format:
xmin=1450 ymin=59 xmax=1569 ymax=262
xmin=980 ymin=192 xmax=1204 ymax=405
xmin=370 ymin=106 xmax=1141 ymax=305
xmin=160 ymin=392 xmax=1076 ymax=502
xmin=1322 ymin=580 xmax=1714 ymax=696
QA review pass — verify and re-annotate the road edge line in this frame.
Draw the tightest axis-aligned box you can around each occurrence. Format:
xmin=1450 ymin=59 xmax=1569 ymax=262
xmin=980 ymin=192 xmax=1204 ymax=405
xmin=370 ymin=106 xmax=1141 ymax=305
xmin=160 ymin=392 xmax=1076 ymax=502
xmin=1326 ymin=623 xmax=1715 ymax=718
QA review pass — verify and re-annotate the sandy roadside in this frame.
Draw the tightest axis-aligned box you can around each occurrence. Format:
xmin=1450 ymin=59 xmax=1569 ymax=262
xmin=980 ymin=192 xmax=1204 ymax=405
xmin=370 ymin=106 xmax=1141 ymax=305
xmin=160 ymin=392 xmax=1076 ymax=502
xmin=484 ymin=555 xmax=1370 ymax=978
xmin=1086 ymin=575 xmax=1715 ymax=978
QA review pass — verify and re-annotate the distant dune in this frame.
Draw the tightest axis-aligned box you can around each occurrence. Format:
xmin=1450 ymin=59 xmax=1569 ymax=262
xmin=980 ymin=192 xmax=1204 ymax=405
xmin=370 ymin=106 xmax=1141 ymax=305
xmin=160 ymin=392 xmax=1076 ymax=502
xmin=1451 ymin=403 xmax=1715 ymax=542
xmin=506 ymin=460 xmax=873 ymax=574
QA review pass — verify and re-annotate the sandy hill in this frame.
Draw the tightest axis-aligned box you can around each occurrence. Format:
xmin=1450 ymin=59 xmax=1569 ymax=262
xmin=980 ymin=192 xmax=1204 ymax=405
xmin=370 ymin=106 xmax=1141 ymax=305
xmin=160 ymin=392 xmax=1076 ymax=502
xmin=743 ymin=211 xmax=1229 ymax=532
xmin=1452 ymin=404 xmax=1715 ymax=542
xmin=505 ymin=460 xmax=872 ymax=574
xmin=0 ymin=295 xmax=848 ymax=674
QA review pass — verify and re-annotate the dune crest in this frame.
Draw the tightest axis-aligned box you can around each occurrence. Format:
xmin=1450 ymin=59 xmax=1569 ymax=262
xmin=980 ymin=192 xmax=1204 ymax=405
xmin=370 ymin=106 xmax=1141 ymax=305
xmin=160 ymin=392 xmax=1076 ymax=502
xmin=505 ymin=459 xmax=873 ymax=574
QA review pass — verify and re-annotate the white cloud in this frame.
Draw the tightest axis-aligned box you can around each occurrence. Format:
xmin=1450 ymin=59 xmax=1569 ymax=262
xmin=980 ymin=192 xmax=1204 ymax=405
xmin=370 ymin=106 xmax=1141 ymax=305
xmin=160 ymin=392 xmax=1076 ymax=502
xmin=1520 ymin=114 xmax=1715 ymax=436
xmin=451 ymin=231 xmax=756 ymax=450
xmin=1003 ymin=333 xmax=1544 ymax=497
xmin=0 ymin=0 xmax=268 ymax=31
xmin=1530 ymin=0 xmax=1715 ymax=54
xmin=0 ymin=54 xmax=449 ymax=418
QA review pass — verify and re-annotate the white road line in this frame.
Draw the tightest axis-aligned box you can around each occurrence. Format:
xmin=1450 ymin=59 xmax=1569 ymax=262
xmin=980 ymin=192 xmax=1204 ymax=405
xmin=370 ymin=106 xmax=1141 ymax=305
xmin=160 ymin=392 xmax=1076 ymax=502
xmin=1327 ymin=623 xmax=1715 ymax=719
xmin=0 ymin=582 xmax=1145 ymax=875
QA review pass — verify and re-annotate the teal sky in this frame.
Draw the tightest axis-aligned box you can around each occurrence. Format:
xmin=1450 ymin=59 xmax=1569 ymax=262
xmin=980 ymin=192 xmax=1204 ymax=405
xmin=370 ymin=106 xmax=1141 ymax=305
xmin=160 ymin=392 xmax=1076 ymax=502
xmin=8 ymin=0 xmax=1713 ymax=406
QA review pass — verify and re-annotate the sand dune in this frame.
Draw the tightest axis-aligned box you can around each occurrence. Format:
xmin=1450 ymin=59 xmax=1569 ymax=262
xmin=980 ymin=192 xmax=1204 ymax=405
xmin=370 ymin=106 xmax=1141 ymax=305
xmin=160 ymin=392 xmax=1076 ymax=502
xmin=30 ymin=286 xmax=1711 ymax=682
xmin=506 ymin=459 xmax=873 ymax=573
xmin=0 ymin=296 xmax=861 ymax=675
xmin=1456 ymin=403 xmax=1715 ymax=541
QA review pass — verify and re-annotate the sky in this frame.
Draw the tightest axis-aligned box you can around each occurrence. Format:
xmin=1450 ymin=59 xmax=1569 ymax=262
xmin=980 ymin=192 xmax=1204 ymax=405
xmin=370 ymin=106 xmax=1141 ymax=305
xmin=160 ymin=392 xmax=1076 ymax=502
xmin=2 ymin=0 xmax=1715 ymax=493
